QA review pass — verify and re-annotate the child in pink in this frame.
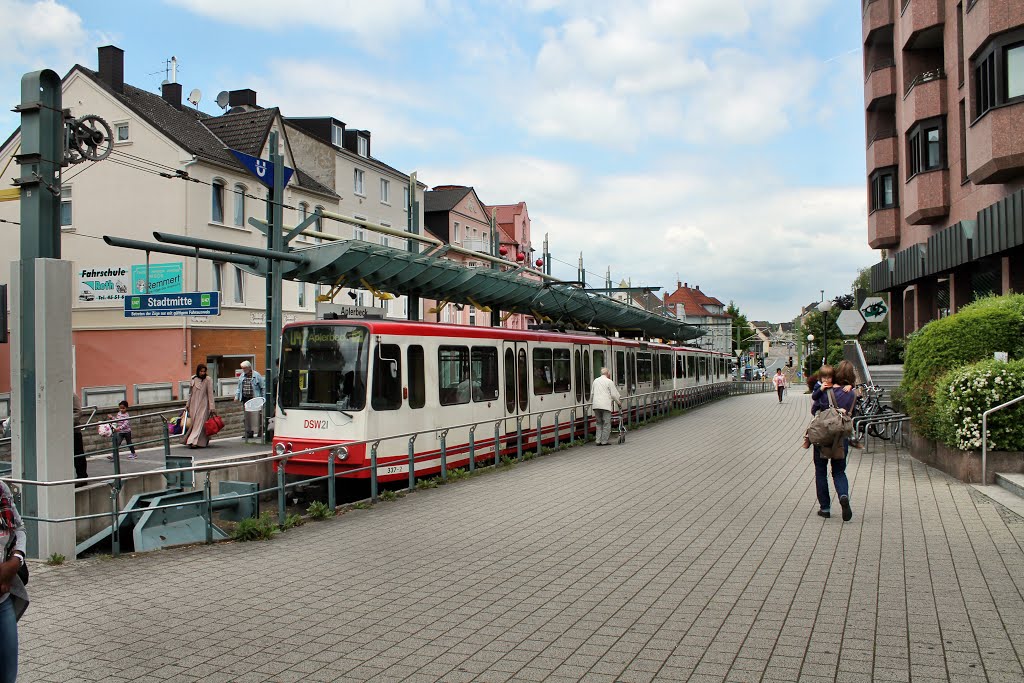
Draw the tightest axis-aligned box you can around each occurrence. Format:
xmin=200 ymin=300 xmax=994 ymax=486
xmin=107 ymin=400 xmax=137 ymax=460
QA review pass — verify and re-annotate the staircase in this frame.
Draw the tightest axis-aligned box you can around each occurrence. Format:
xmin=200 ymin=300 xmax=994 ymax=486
xmin=866 ymin=364 xmax=904 ymax=406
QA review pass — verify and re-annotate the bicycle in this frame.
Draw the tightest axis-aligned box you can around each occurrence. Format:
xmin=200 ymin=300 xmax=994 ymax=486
xmin=853 ymin=383 xmax=895 ymax=440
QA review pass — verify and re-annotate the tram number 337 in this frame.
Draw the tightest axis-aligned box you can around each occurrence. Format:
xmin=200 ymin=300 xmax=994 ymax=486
xmin=384 ymin=466 xmax=403 ymax=475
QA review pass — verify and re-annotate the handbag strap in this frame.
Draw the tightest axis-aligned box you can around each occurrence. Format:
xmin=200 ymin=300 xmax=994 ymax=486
xmin=826 ymin=388 xmax=837 ymax=409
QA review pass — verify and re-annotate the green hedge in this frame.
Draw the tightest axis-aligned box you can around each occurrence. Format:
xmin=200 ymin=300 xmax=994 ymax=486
xmin=901 ymin=294 xmax=1024 ymax=440
xmin=934 ymin=359 xmax=1024 ymax=451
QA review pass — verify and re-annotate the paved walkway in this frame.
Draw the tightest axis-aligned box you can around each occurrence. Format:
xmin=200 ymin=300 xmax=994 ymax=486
xmin=20 ymin=391 xmax=1024 ymax=682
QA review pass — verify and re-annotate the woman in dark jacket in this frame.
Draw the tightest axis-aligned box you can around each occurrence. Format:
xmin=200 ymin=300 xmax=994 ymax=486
xmin=810 ymin=364 xmax=857 ymax=521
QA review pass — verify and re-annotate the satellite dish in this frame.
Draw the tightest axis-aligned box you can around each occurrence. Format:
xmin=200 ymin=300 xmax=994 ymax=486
xmin=161 ymin=79 xmax=170 ymax=87
xmin=215 ymin=91 xmax=230 ymax=110
xmin=188 ymin=88 xmax=202 ymax=106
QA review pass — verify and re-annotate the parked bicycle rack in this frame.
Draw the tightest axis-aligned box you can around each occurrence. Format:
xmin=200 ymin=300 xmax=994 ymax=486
xmin=853 ymin=413 xmax=910 ymax=452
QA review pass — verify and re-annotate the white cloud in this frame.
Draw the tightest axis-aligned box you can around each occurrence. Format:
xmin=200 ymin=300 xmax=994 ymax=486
xmin=418 ymin=155 xmax=872 ymax=322
xmin=0 ymin=0 xmax=90 ymax=64
xmin=167 ymin=0 xmax=436 ymax=45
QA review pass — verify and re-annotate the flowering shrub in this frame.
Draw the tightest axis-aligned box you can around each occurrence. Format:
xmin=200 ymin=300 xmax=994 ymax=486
xmin=934 ymin=359 xmax=1024 ymax=451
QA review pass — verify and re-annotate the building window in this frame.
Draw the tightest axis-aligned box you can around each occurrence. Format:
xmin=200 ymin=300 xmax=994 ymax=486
xmin=404 ymin=186 xmax=410 ymax=212
xmin=314 ymin=205 xmax=323 ymax=244
xmin=233 ymin=184 xmax=246 ymax=227
xmin=357 ymin=136 xmax=368 ymax=158
xmin=907 ymin=117 xmax=945 ymax=178
xmin=469 ymin=307 xmax=476 ymax=326
xmin=869 ymin=166 xmax=898 ymax=211
xmin=331 ymin=123 xmax=343 ymax=147
xmin=354 ymin=169 xmax=364 ymax=195
xmin=380 ymin=178 xmax=390 ymax=204
xmin=453 ymin=222 xmax=460 ymax=243
xmin=212 ymin=262 xmax=224 ymax=294
xmin=114 ymin=122 xmax=129 ymax=143
xmin=956 ymin=3 xmax=965 ymax=86
xmin=298 ymin=283 xmax=306 ymax=308
xmin=211 ymin=180 xmax=225 ymax=223
xmin=959 ymin=99 xmax=969 ymax=184
xmin=60 ymin=186 xmax=72 ymax=227
xmin=233 ymin=266 xmax=244 ymax=304
xmin=973 ymin=29 xmax=1024 ymax=120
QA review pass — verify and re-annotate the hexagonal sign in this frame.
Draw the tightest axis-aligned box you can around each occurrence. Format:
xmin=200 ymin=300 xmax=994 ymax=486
xmin=836 ymin=309 xmax=866 ymax=337
xmin=859 ymin=296 xmax=888 ymax=323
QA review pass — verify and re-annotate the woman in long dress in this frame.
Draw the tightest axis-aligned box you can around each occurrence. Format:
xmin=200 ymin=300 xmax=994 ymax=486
xmin=183 ymin=364 xmax=216 ymax=449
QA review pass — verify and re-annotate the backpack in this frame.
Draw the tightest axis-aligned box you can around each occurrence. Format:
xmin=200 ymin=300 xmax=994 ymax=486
xmin=806 ymin=389 xmax=853 ymax=445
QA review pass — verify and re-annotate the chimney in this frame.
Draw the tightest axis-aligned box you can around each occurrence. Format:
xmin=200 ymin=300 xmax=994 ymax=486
xmin=161 ymin=82 xmax=182 ymax=110
xmin=228 ymin=89 xmax=258 ymax=110
xmin=683 ymin=282 xmax=687 ymax=288
xmin=677 ymin=280 xmax=681 ymax=289
xmin=98 ymin=45 xmax=125 ymax=94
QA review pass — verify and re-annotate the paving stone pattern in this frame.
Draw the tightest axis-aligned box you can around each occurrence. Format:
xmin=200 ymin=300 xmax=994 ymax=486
xmin=20 ymin=392 xmax=1024 ymax=682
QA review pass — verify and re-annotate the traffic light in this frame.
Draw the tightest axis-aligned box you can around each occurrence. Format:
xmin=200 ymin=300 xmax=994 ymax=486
xmin=787 ymin=356 xmax=793 ymax=367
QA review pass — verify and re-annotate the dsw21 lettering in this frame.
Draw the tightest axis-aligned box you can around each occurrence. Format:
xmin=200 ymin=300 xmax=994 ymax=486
xmin=303 ymin=419 xmax=328 ymax=430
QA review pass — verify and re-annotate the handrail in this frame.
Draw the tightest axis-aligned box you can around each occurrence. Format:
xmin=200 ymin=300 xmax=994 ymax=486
xmin=866 ymin=128 xmax=898 ymax=148
xmin=981 ymin=393 xmax=1024 ymax=484
xmin=904 ymin=66 xmax=945 ymax=97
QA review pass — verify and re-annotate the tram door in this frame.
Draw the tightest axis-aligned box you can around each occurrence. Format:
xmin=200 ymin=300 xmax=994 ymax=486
xmin=573 ymin=344 xmax=590 ymax=440
xmin=502 ymin=341 xmax=529 ymax=455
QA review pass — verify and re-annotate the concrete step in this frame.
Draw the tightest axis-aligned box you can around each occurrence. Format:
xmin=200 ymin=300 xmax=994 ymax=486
xmin=996 ymin=472 xmax=1024 ymax=499
xmin=972 ymin=482 xmax=1024 ymax=520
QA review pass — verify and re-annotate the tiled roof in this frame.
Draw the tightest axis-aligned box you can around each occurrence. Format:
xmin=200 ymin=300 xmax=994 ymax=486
xmin=202 ymin=108 xmax=276 ymax=157
xmin=665 ymin=284 xmax=730 ymax=318
xmin=424 ymin=186 xmax=472 ymax=213
xmin=72 ymin=67 xmax=337 ymax=198
xmin=631 ymin=290 xmax=665 ymax=314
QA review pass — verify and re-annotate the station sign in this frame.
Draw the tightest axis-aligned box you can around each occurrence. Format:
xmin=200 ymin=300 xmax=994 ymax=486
xmin=860 ymin=296 xmax=889 ymax=323
xmin=836 ymin=309 xmax=866 ymax=337
xmin=229 ymin=149 xmax=294 ymax=190
xmin=124 ymin=291 xmax=221 ymax=318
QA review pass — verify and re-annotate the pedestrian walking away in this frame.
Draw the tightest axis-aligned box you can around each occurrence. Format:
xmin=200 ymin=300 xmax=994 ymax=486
xmin=771 ymin=368 xmax=786 ymax=403
xmin=183 ymin=364 xmax=217 ymax=450
xmin=0 ymin=479 xmax=29 ymax=683
xmin=808 ymin=364 xmax=856 ymax=521
xmin=591 ymin=367 xmax=621 ymax=446
xmin=107 ymin=400 xmax=137 ymax=460
xmin=234 ymin=360 xmax=265 ymax=440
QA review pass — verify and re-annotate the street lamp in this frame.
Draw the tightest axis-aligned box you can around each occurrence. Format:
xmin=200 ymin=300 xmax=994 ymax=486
xmin=806 ymin=334 xmax=814 ymax=375
xmin=817 ymin=299 xmax=833 ymax=366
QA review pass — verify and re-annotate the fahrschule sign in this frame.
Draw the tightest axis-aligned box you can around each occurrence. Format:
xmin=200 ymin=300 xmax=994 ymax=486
xmin=78 ymin=262 xmax=183 ymax=305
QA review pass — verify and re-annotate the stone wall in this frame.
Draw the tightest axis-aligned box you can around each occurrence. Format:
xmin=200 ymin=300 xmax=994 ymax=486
xmin=909 ymin=427 xmax=1024 ymax=485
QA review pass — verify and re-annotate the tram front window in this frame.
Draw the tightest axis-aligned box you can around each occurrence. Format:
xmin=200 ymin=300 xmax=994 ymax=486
xmin=280 ymin=325 xmax=368 ymax=410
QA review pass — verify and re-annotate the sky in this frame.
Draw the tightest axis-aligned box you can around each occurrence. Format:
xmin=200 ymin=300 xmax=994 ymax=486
xmin=0 ymin=0 xmax=873 ymax=323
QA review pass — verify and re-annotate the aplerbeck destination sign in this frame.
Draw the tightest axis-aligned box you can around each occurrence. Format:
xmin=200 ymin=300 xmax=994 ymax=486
xmin=124 ymin=291 xmax=221 ymax=318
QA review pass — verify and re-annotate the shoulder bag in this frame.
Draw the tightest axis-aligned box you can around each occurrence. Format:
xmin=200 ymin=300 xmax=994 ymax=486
xmin=806 ymin=389 xmax=853 ymax=446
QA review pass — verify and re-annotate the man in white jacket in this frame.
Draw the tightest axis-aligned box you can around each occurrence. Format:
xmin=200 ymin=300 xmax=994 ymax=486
xmin=591 ymin=367 xmax=621 ymax=446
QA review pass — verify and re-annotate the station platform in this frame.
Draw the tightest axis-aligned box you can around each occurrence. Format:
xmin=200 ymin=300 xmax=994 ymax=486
xmin=20 ymin=390 xmax=1024 ymax=682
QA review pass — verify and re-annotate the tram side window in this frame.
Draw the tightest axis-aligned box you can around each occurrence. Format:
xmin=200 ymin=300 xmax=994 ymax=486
xmin=438 ymin=345 xmax=470 ymax=406
xmin=504 ymin=348 xmax=516 ymax=413
xmin=676 ymin=355 xmax=683 ymax=379
xmin=574 ymin=350 xmax=583 ymax=402
xmin=660 ymin=354 xmax=672 ymax=382
xmin=583 ymin=350 xmax=592 ymax=401
xmin=615 ymin=350 xmax=625 ymax=387
xmin=627 ymin=351 xmax=636 ymax=390
xmin=471 ymin=346 xmax=499 ymax=402
xmin=687 ymin=356 xmax=696 ymax=381
xmin=593 ymin=350 xmax=605 ymax=380
xmin=533 ymin=348 xmax=553 ymax=395
xmin=637 ymin=352 xmax=652 ymax=383
xmin=371 ymin=344 xmax=402 ymax=410
xmin=407 ymin=345 xmax=425 ymax=409
xmin=553 ymin=348 xmax=571 ymax=393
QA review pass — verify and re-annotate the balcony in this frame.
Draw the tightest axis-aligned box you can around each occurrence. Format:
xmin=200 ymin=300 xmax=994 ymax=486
xmin=865 ymin=62 xmax=897 ymax=109
xmin=462 ymin=237 xmax=491 ymax=254
xmin=902 ymin=68 xmax=947 ymax=120
xmin=866 ymin=129 xmax=898 ymax=172
xmin=900 ymin=0 xmax=944 ymax=50
xmin=966 ymin=101 xmax=1024 ymax=184
xmin=903 ymin=169 xmax=950 ymax=224
xmin=868 ymin=207 xmax=900 ymax=249
xmin=863 ymin=0 xmax=895 ymax=43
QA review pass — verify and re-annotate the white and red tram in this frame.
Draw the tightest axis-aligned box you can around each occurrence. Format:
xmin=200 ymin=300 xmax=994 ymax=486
xmin=272 ymin=319 xmax=730 ymax=482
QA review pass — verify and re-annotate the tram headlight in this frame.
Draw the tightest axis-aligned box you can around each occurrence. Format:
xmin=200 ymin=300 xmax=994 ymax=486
xmin=331 ymin=447 xmax=349 ymax=461
xmin=274 ymin=443 xmax=286 ymax=456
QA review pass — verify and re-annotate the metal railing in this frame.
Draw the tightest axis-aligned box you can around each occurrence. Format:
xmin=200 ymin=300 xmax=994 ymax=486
xmin=982 ymin=393 xmax=1024 ymax=484
xmin=866 ymin=128 xmax=898 ymax=149
xmin=4 ymin=381 xmax=753 ymax=558
xmin=904 ymin=66 xmax=946 ymax=97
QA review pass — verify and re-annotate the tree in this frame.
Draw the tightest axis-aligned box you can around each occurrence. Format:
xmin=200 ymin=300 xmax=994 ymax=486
xmin=726 ymin=301 xmax=752 ymax=354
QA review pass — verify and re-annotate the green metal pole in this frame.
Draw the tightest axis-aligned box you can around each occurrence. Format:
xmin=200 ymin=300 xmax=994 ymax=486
xmin=490 ymin=209 xmax=500 ymax=327
xmin=15 ymin=70 xmax=63 ymax=557
xmin=407 ymin=172 xmax=420 ymax=321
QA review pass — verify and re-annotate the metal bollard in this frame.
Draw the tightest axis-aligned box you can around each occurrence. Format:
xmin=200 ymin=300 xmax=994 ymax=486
xmin=553 ymin=410 xmax=560 ymax=448
xmin=468 ymin=426 xmax=476 ymax=472
xmin=516 ymin=417 xmax=523 ymax=462
xmin=277 ymin=459 xmax=287 ymax=527
xmin=204 ymin=473 xmax=213 ymax=544
xmin=109 ymin=483 xmax=120 ymax=558
xmin=536 ymin=415 xmax=543 ymax=454
xmin=494 ymin=421 xmax=502 ymax=467
xmin=408 ymin=435 xmax=417 ymax=491
xmin=370 ymin=442 xmax=380 ymax=502
xmin=327 ymin=452 xmax=336 ymax=511
xmin=440 ymin=429 xmax=449 ymax=482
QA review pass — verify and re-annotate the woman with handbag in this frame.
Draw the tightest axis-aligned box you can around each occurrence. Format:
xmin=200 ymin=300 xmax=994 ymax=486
xmin=182 ymin=364 xmax=217 ymax=449
xmin=809 ymin=364 xmax=857 ymax=521
xmin=0 ymin=480 xmax=28 ymax=683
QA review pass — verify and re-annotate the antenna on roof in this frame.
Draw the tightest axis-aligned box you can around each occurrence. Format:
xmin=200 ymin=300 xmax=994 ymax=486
xmin=215 ymin=91 xmax=230 ymax=110
xmin=188 ymin=88 xmax=202 ymax=107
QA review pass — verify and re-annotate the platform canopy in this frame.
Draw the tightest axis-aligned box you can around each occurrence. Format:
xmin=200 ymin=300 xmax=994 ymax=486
xmin=274 ymin=240 xmax=705 ymax=343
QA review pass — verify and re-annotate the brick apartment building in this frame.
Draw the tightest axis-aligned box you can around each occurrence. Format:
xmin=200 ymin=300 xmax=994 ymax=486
xmin=863 ymin=0 xmax=1024 ymax=335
